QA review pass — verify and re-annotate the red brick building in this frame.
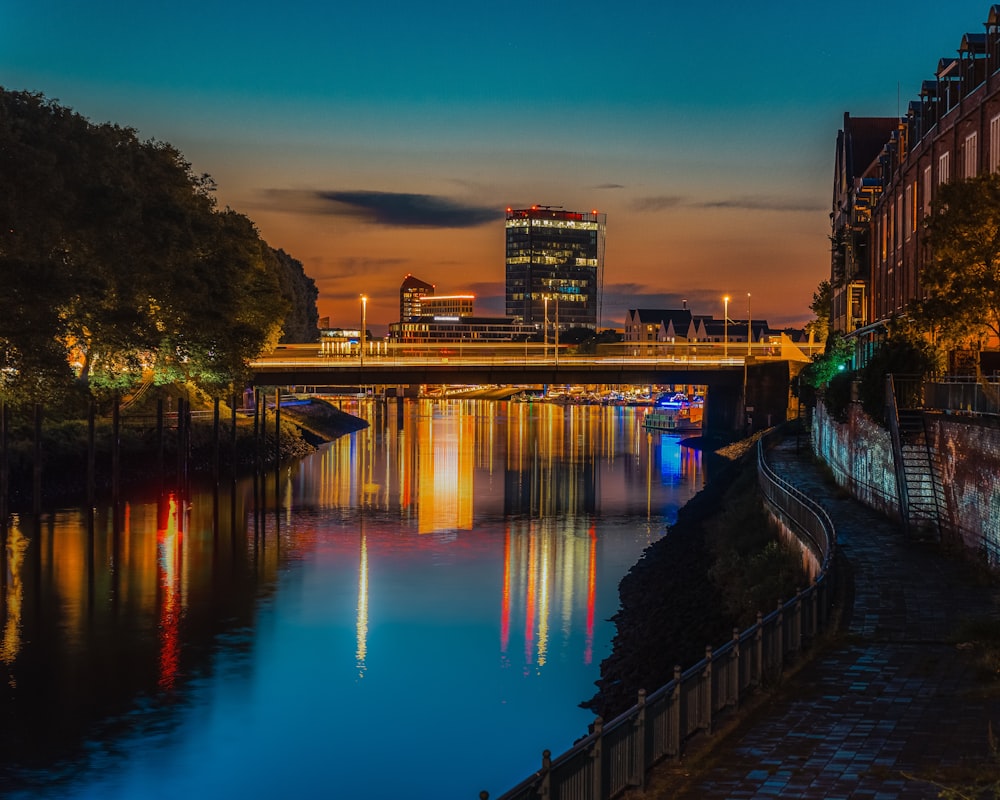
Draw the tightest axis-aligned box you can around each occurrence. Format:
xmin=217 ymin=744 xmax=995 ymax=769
xmin=833 ymin=7 xmax=1000 ymax=346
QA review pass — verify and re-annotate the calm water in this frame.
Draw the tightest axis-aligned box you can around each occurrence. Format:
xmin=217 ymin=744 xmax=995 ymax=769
xmin=0 ymin=398 xmax=705 ymax=799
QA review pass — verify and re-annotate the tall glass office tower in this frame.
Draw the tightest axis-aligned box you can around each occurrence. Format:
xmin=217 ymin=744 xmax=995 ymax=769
xmin=505 ymin=206 xmax=607 ymax=331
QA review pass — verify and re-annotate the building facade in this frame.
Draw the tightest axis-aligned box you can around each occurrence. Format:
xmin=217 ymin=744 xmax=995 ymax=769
xmin=400 ymin=274 xmax=434 ymax=323
xmin=834 ymin=9 xmax=1000 ymax=347
xmin=505 ymin=206 xmax=606 ymax=331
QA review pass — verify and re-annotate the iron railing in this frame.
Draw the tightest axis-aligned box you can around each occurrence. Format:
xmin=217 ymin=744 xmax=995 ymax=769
xmin=484 ymin=427 xmax=837 ymax=800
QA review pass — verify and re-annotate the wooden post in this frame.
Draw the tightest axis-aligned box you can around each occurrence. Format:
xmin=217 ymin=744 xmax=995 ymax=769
xmin=213 ymin=396 xmax=220 ymax=486
xmin=274 ymin=387 xmax=281 ymax=467
xmin=175 ymin=396 xmax=184 ymax=485
xmin=157 ymin=397 xmax=164 ymax=485
xmin=1 ymin=398 xmax=8 ymax=529
xmin=87 ymin=398 xmax=96 ymax=507
xmin=32 ymin=402 xmax=42 ymax=515
xmin=112 ymin=392 xmax=120 ymax=508
xmin=230 ymin=391 xmax=238 ymax=477
xmin=253 ymin=389 xmax=260 ymax=475
xmin=731 ymin=627 xmax=741 ymax=709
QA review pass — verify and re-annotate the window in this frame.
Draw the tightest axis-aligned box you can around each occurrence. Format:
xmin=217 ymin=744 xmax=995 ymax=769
xmin=991 ymin=113 xmax=1000 ymax=172
xmin=965 ymin=132 xmax=979 ymax=178
xmin=938 ymin=151 xmax=950 ymax=185
xmin=923 ymin=165 xmax=933 ymax=216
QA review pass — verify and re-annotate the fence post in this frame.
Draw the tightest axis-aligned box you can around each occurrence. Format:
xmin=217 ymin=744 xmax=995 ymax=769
xmin=634 ymin=690 xmax=646 ymax=789
xmin=754 ymin=611 xmax=763 ymax=688
xmin=731 ymin=628 xmax=741 ymax=709
xmin=776 ymin=599 xmax=785 ymax=670
xmin=794 ymin=589 xmax=803 ymax=656
xmin=538 ymin=750 xmax=551 ymax=799
xmin=591 ymin=716 xmax=604 ymax=798
xmin=807 ymin=580 xmax=817 ymax=642
xmin=671 ymin=664 xmax=682 ymax=759
xmin=702 ymin=645 xmax=713 ymax=734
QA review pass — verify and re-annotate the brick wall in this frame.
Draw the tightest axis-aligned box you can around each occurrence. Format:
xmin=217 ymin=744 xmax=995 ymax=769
xmin=812 ymin=401 xmax=1000 ymax=563
xmin=925 ymin=414 xmax=1000 ymax=559
xmin=811 ymin=402 xmax=900 ymax=522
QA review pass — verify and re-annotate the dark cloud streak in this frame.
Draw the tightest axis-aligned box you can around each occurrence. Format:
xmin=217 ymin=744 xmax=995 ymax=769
xmin=263 ymin=188 xmax=502 ymax=228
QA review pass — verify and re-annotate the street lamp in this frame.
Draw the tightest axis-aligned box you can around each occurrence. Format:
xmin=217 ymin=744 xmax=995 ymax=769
xmin=747 ymin=292 xmax=752 ymax=356
xmin=360 ymin=294 xmax=367 ymax=369
xmin=544 ymin=296 xmax=549 ymax=360
xmin=723 ymin=295 xmax=730 ymax=359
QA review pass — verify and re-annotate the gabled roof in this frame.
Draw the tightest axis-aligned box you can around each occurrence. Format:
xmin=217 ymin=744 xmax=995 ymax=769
xmin=629 ymin=308 xmax=694 ymax=329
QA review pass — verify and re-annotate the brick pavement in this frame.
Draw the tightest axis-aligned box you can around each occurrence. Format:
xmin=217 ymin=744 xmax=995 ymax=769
xmin=635 ymin=436 xmax=1000 ymax=799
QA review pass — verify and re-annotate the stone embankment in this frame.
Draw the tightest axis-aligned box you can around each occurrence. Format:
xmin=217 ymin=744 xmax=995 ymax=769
xmin=582 ymin=431 xmax=782 ymax=721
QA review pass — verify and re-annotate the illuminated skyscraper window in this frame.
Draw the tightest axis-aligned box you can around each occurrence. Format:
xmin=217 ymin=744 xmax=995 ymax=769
xmin=504 ymin=206 xmax=606 ymax=331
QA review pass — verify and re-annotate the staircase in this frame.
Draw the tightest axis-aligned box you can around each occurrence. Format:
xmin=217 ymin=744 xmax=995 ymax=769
xmin=894 ymin=409 xmax=945 ymax=540
xmin=886 ymin=375 xmax=945 ymax=539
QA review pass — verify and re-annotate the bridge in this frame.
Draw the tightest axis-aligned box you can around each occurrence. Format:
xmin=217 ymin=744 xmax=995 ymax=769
xmin=250 ymin=339 xmax=820 ymax=432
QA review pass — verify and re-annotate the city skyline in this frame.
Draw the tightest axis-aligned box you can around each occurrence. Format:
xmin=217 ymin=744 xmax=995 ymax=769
xmin=3 ymin=1 xmax=994 ymax=336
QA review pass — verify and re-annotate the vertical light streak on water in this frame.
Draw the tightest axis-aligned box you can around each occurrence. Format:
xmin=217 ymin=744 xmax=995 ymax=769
xmin=355 ymin=527 xmax=368 ymax=678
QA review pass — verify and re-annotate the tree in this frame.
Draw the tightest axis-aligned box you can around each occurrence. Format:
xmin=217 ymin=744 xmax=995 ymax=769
xmin=916 ymin=173 xmax=1000 ymax=348
xmin=0 ymin=88 xmax=316 ymax=402
xmin=806 ymin=279 xmax=831 ymax=345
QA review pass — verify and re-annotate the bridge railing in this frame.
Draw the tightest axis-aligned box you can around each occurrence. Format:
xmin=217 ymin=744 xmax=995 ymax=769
xmin=255 ymin=340 xmax=824 ymax=371
xmin=482 ymin=426 xmax=837 ymax=800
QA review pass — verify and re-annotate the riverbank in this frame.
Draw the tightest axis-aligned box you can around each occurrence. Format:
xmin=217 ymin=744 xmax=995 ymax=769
xmin=3 ymin=397 xmax=367 ymax=511
xmin=582 ymin=430 xmax=801 ymax=721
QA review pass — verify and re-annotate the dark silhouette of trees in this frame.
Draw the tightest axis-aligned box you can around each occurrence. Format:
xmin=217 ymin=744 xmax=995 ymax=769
xmin=0 ymin=89 xmax=317 ymax=404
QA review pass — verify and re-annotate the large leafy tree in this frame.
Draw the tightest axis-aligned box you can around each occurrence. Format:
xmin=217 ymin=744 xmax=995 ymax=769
xmin=0 ymin=89 xmax=314 ymax=403
xmin=916 ymin=172 xmax=1000 ymax=348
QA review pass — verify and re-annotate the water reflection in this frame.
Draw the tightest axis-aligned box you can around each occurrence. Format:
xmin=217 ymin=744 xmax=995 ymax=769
xmin=0 ymin=398 xmax=704 ymax=799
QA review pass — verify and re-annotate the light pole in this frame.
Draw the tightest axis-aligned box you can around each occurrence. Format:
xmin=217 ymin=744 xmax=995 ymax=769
xmin=747 ymin=292 xmax=752 ymax=356
xmin=544 ymin=296 xmax=549 ymax=360
xmin=360 ymin=294 xmax=367 ymax=369
xmin=723 ymin=295 xmax=730 ymax=359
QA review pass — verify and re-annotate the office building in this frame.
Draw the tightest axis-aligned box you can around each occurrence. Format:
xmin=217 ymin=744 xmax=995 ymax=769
xmin=400 ymin=274 xmax=435 ymax=323
xmin=505 ymin=206 xmax=606 ymax=331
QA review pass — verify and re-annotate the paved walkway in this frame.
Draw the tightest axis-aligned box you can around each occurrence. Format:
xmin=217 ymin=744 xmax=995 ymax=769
xmin=637 ymin=436 xmax=1000 ymax=799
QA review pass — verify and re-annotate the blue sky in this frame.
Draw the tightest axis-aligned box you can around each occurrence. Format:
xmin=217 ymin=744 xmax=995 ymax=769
xmin=2 ymin=1 xmax=994 ymax=333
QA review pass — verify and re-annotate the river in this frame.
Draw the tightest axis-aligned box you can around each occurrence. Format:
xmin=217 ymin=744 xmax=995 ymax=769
xmin=0 ymin=398 xmax=706 ymax=799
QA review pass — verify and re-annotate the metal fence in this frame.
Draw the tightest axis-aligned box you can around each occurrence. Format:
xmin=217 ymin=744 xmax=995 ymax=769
xmin=486 ymin=428 xmax=837 ymax=800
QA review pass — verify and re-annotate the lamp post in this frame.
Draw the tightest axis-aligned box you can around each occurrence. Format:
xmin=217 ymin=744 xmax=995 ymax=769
xmin=747 ymin=292 xmax=752 ymax=356
xmin=360 ymin=294 xmax=367 ymax=369
xmin=723 ymin=295 xmax=730 ymax=359
xmin=544 ymin=296 xmax=549 ymax=361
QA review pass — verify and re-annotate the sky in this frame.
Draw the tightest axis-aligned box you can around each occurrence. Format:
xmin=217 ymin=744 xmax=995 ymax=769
xmin=2 ymin=1 xmax=995 ymax=336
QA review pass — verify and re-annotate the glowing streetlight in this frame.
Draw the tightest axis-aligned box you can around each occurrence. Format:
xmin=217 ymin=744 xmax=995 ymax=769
xmin=723 ymin=295 xmax=730 ymax=359
xmin=747 ymin=292 xmax=752 ymax=356
xmin=360 ymin=294 xmax=367 ymax=368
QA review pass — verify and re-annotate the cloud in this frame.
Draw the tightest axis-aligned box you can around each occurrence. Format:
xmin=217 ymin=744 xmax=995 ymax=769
xmin=693 ymin=196 xmax=825 ymax=212
xmin=630 ymin=194 xmax=823 ymax=213
xmin=630 ymin=195 xmax=686 ymax=212
xmin=593 ymin=183 xmax=626 ymax=190
xmin=261 ymin=189 xmax=503 ymax=228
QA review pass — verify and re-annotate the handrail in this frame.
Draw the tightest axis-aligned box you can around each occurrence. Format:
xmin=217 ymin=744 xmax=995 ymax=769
xmin=484 ymin=426 xmax=838 ymax=800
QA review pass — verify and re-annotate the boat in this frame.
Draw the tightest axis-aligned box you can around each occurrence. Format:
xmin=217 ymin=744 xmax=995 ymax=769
xmin=643 ymin=393 xmax=703 ymax=433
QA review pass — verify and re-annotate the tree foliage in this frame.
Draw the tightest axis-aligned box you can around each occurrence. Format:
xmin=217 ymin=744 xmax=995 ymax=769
xmin=916 ymin=173 xmax=1000 ymax=348
xmin=806 ymin=279 xmax=831 ymax=345
xmin=0 ymin=88 xmax=317 ymax=404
